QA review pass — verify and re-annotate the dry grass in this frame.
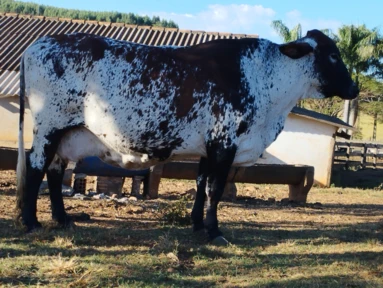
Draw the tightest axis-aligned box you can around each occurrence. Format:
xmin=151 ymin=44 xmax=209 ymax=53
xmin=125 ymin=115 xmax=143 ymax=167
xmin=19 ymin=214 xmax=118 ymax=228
xmin=0 ymin=170 xmax=383 ymax=287
xmin=40 ymin=254 xmax=80 ymax=276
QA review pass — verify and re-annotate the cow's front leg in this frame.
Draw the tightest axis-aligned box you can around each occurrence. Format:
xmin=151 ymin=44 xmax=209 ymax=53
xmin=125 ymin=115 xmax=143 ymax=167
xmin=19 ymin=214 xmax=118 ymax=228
xmin=205 ymin=143 xmax=236 ymax=246
xmin=191 ymin=157 xmax=208 ymax=232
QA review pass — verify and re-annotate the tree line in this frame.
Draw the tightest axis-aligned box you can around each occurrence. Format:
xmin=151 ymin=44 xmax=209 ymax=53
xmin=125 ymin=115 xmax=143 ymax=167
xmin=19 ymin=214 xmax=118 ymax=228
xmin=0 ymin=0 xmax=178 ymax=28
xmin=272 ymin=20 xmax=383 ymax=141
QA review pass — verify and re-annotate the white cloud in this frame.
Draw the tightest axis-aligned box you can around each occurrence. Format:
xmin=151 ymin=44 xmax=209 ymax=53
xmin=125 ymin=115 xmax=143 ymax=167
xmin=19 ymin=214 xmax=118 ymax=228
xmin=145 ymin=4 xmax=276 ymax=36
xmin=285 ymin=9 xmax=342 ymax=37
xmin=143 ymin=5 xmax=341 ymax=43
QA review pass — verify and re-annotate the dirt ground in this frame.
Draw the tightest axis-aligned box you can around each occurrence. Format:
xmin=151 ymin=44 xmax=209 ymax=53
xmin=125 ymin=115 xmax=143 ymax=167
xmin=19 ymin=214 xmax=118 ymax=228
xmin=1 ymin=170 xmax=383 ymax=287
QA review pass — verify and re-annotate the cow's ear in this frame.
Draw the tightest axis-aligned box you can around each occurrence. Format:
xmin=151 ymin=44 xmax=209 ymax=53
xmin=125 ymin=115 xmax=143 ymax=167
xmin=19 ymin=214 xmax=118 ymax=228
xmin=279 ymin=42 xmax=313 ymax=59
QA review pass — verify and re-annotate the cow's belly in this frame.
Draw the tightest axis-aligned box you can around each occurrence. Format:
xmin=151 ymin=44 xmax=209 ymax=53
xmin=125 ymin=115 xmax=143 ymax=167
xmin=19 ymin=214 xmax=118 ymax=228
xmin=57 ymin=128 xmax=160 ymax=169
xmin=56 ymin=127 xmax=207 ymax=169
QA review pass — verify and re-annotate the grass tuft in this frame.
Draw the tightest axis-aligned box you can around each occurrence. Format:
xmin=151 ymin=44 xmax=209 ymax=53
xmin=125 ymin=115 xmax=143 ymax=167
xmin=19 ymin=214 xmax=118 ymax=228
xmin=40 ymin=254 xmax=81 ymax=276
xmin=156 ymin=196 xmax=191 ymax=226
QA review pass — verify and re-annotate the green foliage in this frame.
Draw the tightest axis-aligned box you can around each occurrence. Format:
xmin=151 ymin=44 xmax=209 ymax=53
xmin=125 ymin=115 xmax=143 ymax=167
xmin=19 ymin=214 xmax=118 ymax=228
xmin=335 ymin=24 xmax=381 ymax=76
xmin=358 ymin=74 xmax=383 ymax=120
xmin=270 ymin=20 xmax=331 ymax=43
xmin=157 ymin=197 xmax=191 ymax=226
xmin=0 ymin=0 xmax=178 ymax=28
xmin=271 ymin=20 xmax=302 ymax=42
xmin=301 ymin=98 xmax=344 ymax=117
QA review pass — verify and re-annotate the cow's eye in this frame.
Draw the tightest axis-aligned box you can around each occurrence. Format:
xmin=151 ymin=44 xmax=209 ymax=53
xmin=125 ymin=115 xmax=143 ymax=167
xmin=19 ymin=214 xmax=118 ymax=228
xmin=329 ymin=53 xmax=339 ymax=63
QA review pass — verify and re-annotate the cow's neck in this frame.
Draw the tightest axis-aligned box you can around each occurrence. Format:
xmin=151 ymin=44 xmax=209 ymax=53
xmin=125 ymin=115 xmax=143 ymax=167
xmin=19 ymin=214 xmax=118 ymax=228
xmin=241 ymin=41 xmax=314 ymax=113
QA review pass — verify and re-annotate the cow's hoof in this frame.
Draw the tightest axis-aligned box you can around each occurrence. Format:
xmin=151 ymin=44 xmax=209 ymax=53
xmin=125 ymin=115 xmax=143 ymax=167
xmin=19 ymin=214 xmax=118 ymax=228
xmin=53 ymin=214 xmax=74 ymax=228
xmin=211 ymin=236 xmax=229 ymax=246
xmin=17 ymin=220 xmax=42 ymax=232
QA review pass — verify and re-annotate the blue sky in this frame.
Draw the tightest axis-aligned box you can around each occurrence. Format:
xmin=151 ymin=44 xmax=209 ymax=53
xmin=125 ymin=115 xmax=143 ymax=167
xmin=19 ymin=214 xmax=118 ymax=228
xmin=31 ymin=0 xmax=382 ymax=42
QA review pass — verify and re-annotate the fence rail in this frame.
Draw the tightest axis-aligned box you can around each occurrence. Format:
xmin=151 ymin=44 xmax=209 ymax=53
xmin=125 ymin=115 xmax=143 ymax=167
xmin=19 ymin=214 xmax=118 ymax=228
xmin=334 ymin=141 xmax=383 ymax=169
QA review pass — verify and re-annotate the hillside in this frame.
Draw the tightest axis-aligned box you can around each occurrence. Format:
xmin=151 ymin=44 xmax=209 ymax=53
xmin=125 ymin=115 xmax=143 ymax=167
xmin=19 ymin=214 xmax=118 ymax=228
xmin=0 ymin=0 xmax=178 ymax=28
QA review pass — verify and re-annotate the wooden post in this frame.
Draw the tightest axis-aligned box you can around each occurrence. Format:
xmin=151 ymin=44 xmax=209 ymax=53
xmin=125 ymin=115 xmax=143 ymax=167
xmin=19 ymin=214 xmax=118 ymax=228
xmin=144 ymin=164 xmax=164 ymax=199
xmin=373 ymin=144 xmax=377 ymax=169
xmin=345 ymin=142 xmax=350 ymax=170
xmin=361 ymin=143 xmax=367 ymax=169
xmin=288 ymin=166 xmax=314 ymax=203
xmin=62 ymin=168 xmax=73 ymax=187
xmin=222 ymin=182 xmax=237 ymax=201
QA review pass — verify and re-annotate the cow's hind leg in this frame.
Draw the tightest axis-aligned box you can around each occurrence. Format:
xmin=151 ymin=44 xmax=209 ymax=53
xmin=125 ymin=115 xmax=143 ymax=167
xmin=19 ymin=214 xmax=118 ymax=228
xmin=47 ymin=155 xmax=71 ymax=226
xmin=205 ymin=143 xmax=237 ymax=246
xmin=191 ymin=157 xmax=208 ymax=232
xmin=16 ymin=130 xmax=68 ymax=231
xmin=16 ymin=147 xmax=45 ymax=230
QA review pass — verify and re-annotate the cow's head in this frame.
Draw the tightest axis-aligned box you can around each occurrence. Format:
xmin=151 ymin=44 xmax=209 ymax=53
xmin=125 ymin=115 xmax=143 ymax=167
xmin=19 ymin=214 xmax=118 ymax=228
xmin=279 ymin=29 xmax=359 ymax=100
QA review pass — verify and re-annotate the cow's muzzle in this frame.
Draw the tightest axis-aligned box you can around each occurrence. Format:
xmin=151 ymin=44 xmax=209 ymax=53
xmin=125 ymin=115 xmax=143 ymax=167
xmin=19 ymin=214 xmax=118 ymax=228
xmin=344 ymin=82 xmax=359 ymax=100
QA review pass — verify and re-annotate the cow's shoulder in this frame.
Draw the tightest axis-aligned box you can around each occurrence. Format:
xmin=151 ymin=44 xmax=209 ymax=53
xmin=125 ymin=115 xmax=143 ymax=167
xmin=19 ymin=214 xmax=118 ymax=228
xmin=165 ymin=38 xmax=258 ymax=92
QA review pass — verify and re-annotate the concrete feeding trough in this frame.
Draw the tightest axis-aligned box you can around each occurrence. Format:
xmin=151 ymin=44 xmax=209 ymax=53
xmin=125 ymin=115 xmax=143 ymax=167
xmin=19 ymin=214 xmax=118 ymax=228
xmin=145 ymin=162 xmax=314 ymax=202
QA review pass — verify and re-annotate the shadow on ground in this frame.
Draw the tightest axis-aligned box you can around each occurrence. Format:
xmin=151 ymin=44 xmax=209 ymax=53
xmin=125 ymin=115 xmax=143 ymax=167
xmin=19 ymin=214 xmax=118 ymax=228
xmin=331 ymin=168 xmax=383 ymax=189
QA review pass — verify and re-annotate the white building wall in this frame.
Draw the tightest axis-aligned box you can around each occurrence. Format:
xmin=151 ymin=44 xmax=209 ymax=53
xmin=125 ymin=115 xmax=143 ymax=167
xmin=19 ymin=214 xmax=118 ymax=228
xmin=257 ymin=114 xmax=337 ymax=186
xmin=0 ymin=96 xmax=33 ymax=148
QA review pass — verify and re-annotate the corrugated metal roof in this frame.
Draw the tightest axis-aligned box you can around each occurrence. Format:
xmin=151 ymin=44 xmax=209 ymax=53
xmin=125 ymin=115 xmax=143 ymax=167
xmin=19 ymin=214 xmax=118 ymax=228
xmin=291 ymin=106 xmax=353 ymax=129
xmin=0 ymin=13 xmax=258 ymax=97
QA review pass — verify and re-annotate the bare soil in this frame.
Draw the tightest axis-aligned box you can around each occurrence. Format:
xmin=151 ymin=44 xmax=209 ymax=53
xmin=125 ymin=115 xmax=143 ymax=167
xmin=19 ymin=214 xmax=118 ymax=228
xmin=1 ymin=170 xmax=383 ymax=287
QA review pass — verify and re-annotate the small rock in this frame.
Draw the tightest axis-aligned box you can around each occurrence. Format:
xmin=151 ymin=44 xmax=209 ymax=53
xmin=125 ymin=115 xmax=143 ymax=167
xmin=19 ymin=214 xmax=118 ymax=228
xmin=211 ymin=236 xmax=229 ymax=246
xmin=129 ymin=196 xmax=138 ymax=202
xmin=73 ymin=193 xmax=91 ymax=200
xmin=117 ymin=197 xmax=129 ymax=204
xmin=167 ymin=267 xmax=175 ymax=273
xmin=93 ymin=193 xmax=106 ymax=200
xmin=129 ymin=206 xmax=144 ymax=214
xmin=166 ymin=252 xmax=179 ymax=263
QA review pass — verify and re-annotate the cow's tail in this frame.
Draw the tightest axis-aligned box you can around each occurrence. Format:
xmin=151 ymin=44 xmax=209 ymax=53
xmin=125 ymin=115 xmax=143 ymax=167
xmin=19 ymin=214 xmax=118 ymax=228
xmin=16 ymin=54 xmax=27 ymax=220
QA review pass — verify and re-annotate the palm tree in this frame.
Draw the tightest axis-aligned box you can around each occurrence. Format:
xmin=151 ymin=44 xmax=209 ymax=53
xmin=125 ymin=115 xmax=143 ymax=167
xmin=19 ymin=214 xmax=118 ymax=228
xmin=271 ymin=20 xmax=303 ymax=42
xmin=334 ymin=25 xmax=382 ymax=130
xmin=271 ymin=20 xmax=331 ymax=42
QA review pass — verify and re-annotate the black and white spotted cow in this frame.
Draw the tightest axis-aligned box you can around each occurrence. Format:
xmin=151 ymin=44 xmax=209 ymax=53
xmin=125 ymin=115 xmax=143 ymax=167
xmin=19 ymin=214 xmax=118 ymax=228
xmin=16 ymin=30 xmax=358 ymax=245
